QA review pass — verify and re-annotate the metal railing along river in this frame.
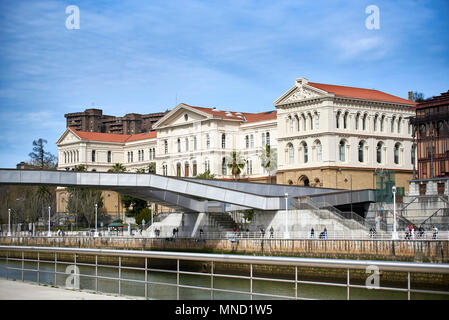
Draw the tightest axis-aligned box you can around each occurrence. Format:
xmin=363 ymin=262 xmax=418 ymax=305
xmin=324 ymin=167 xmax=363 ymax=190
xmin=0 ymin=245 xmax=448 ymax=300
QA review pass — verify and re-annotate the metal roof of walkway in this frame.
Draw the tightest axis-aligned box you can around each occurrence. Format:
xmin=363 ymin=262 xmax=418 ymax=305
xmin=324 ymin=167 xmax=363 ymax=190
xmin=0 ymin=169 xmax=375 ymax=212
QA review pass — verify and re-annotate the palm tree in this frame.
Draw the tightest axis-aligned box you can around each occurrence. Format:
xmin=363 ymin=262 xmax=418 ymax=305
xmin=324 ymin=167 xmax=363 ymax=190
xmin=108 ymin=163 xmax=126 ymax=173
xmin=136 ymin=168 xmax=146 ymax=174
xmin=259 ymin=145 xmax=277 ymax=177
xmin=147 ymin=162 xmax=156 ymax=174
xmin=226 ymin=150 xmax=246 ymax=181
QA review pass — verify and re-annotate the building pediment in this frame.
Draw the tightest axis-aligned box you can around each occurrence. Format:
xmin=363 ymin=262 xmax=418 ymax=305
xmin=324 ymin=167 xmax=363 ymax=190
xmin=152 ymin=103 xmax=211 ymax=129
xmin=274 ymin=78 xmax=330 ymax=106
xmin=56 ymin=128 xmax=81 ymax=146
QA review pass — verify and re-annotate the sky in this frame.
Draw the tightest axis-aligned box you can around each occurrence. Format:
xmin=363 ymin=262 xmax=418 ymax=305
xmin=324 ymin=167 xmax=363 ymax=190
xmin=0 ymin=0 xmax=448 ymax=168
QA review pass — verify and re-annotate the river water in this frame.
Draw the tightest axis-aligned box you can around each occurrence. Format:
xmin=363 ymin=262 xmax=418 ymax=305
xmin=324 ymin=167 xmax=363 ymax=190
xmin=0 ymin=260 xmax=447 ymax=300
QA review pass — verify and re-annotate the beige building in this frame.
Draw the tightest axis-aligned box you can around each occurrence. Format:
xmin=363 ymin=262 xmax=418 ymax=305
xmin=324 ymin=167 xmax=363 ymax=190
xmin=274 ymin=78 xmax=416 ymax=192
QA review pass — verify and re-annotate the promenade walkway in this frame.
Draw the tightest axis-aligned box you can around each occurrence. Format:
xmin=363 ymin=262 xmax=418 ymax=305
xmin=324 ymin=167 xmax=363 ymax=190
xmin=0 ymin=279 xmax=136 ymax=300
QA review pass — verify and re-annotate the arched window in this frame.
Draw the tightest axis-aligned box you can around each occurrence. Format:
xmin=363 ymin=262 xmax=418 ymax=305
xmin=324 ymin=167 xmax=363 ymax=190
xmin=193 ymin=136 xmax=197 ymax=150
xmin=76 ymin=150 xmax=79 ymax=162
xmin=250 ymin=134 xmax=254 ymax=148
xmin=64 ymin=152 xmax=67 ymax=164
xmin=302 ymin=142 xmax=308 ymax=163
xmin=261 ymin=133 xmax=265 ymax=146
xmin=162 ymin=164 xmax=168 ymax=176
xmin=164 ymin=140 xmax=168 ymax=154
xmin=355 ymin=113 xmax=360 ymax=130
xmin=288 ymin=143 xmax=294 ymax=165
xmin=315 ymin=112 xmax=319 ymax=129
xmin=308 ymin=113 xmax=313 ymax=130
xmin=266 ymin=132 xmax=270 ymax=146
xmin=295 ymin=115 xmax=300 ymax=131
xmin=343 ymin=112 xmax=348 ymax=129
xmin=358 ymin=141 xmax=365 ymax=163
xmin=391 ymin=116 xmax=396 ymax=133
xmin=177 ymin=138 xmax=181 ymax=153
xmin=222 ymin=157 xmax=227 ymax=175
xmin=221 ymin=134 xmax=226 ymax=149
xmin=302 ymin=114 xmax=307 ymax=131
xmin=289 ymin=115 xmax=293 ymax=132
xmin=204 ymin=159 xmax=210 ymax=172
xmin=397 ymin=117 xmax=402 ymax=134
xmin=374 ymin=114 xmax=378 ymax=131
xmin=380 ymin=115 xmax=385 ymax=132
xmin=206 ymin=134 xmax=210 ymax=149
xmin=92 ymin=150 xmax=96 ymax=162
xmin=185 ymin=137 xmax=189 ymax=152
xmin=362 ymin=114 xmax=367 ymax=131
xmin=245 ymin=135 xmax=249 ymax=148
xmin=316 ymin=140 xmax=322 ymax=162
xmin=339 ymin=141 xmax=345 ymax=162
xmin=107 ymin=151 xmax=111 ymax=163
xmin=185 ymin=162 xmax=190 ymax=177
xmin=176 ymin=163 xmax=181 ymax=177
xmin=376 ymin=142 xmax=383 ymax=164
xmin=336 ymin=111 xmax=341 ymax=129
xmin=394 ymin=143 xmax=401 ymax=164
xmin=192 ymin=161 xmax=197 ymax=176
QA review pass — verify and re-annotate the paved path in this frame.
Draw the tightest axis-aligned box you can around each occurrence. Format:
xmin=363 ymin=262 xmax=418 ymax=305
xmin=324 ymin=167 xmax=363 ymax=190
xmin=0 ymin=279 xmax=137 ymax=300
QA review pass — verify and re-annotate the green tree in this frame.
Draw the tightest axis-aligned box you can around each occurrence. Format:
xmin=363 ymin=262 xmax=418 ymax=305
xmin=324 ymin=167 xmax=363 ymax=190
xmin=28 ymin=138 xmax=57 ymax=168
xmin=136 ymin=168 xmax=146 ymax=173
xmin=147 ymin=162 xmax=156 ymax=174
xmin=411 ymin=91 xmax=425 ymax=102
xmin=65 ymin=163 xmax=103 ymax=227
xmin=135 ymin=207 xmax=152 ymax=226
xmin=121 ymin=195 xmax=147 ymax=217
xmin=195 ymin=170 xmax=216 ymax=180
xmin=226 ymin=150 xmax=246 ymax=180
xmin=108 ymin=163 xmax=126 ymax=173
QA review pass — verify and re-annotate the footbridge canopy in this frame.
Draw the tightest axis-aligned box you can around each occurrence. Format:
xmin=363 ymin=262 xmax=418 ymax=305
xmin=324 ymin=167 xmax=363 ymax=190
xmin=0 ymin=169 xmax=375 ymax=212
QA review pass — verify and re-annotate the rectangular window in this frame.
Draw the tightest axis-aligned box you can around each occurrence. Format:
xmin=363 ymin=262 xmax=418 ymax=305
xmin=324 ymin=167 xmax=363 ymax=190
xmin=92 ymin=150 xmax=96 ymax=162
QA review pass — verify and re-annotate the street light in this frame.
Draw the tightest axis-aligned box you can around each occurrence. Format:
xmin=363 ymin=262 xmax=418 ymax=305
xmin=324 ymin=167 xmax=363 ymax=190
xmin=284 ymin=193 xmax=289 ymax=239
xmin=7 ymin=208 xmax=11 ymax=237
xmin=94 ymin=203 xmax=99 ymax=237
xmin=47 ymin=206 xmax=52 ymax=237
xmin=392 ymin=186 xmax=398 ymax=240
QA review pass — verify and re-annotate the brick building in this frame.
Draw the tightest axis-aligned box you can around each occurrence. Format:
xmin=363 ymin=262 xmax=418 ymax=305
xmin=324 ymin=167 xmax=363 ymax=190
xmin=65 ymin=108 xmax=167 ymax=134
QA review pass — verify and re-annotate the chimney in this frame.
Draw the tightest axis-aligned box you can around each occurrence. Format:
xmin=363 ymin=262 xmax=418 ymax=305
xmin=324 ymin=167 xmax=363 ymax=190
xmin=408 ymin=91 xmax=413 ymax=101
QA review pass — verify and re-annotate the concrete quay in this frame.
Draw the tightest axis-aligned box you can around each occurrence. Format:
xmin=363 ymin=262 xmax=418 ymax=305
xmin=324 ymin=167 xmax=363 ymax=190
xmin=0 ymin=278 xmax=135 ymax=300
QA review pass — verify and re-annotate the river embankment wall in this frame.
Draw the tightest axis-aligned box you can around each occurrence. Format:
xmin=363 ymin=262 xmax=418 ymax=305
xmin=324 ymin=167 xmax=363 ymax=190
xmin=1 ymin=236 xmax=448 ymax=263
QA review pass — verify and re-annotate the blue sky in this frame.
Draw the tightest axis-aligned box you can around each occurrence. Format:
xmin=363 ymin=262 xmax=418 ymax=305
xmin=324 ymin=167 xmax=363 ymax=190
xmin=0 ymin=0 xmax=448 ymax=168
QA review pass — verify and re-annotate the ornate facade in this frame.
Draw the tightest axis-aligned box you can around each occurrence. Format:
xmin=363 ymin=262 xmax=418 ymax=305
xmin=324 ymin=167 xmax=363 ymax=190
xmin=274 ymin=78 xmax=416 ymax=192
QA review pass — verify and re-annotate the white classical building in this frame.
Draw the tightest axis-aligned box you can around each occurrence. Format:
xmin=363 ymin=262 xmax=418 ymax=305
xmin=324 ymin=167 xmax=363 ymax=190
xmin=274 ymin=78 xmax=416 ymax=191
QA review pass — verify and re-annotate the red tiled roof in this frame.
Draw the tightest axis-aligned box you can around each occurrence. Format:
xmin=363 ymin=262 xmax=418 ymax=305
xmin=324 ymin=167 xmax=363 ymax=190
xmin=69 ymin=128 xmax=156 ymax=143
xmin=186 ymin=104 xmax=276 ymax=123
xmin=307 ymin=82 xmax=417 ymax=105
xmin=243 ymin=110 xmax=277 ymax=123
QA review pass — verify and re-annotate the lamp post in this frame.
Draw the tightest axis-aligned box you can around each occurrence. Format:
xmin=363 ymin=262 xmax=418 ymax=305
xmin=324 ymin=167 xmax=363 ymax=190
xmin=47 ymin=206 xmax=52 ymax=237
xmin=7 ymin=208 xmax=11 ymax=237
xmin=94 ymin=203 xmax=99 ymax=237
xmin=284 ymin=193 xmax=289 ymax=239
xmin=392 ymin=186 xmax=398 ymax=240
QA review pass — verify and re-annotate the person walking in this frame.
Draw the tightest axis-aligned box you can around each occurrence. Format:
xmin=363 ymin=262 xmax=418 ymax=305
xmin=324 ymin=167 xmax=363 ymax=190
xmin=269 ymin=226 xmax=274 ymax=238
xmin=310 ymin=228 xmax=315 ymax=239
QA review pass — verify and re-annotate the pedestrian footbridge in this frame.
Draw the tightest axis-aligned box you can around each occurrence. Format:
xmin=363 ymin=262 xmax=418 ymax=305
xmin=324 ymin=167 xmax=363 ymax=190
xmin=0 ymin=169 xmax=375 ymax=213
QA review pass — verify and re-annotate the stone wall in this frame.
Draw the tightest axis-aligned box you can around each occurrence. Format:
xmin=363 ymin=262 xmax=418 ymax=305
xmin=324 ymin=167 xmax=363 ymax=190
xmin=0 ymin=236 xmax=447 ymax=263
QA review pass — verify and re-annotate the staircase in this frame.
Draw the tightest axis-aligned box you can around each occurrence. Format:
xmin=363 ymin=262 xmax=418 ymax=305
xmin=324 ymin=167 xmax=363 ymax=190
xmin=209 ymin=212 xmax=239 ymax=231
